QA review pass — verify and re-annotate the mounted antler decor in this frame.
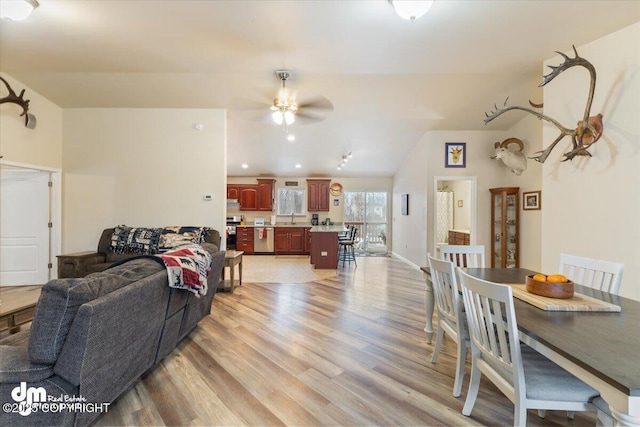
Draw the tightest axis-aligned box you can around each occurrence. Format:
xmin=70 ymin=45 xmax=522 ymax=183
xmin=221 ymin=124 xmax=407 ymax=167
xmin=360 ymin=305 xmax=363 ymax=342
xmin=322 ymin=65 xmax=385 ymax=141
xmin=0 ymin=76 xmax=36 ymax=129
xmin=484 ymin=46 xmax=602 ymax=163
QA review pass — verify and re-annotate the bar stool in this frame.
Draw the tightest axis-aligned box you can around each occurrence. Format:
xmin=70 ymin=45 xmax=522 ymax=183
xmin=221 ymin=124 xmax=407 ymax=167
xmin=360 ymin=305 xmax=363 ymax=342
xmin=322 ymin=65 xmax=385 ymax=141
xmin=338 ymin=227 xmax=358 ymax=267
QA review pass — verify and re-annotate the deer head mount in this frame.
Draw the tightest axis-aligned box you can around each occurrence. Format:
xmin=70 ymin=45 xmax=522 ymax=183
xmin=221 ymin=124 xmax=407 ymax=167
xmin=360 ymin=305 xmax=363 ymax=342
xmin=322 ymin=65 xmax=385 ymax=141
xmin=484 ymin=46 xmax=602 ymax=163
xmin=0 ymin=76 xmax=36 ymax=129
xmin=491 ymin=138 xmax=527 ymax=175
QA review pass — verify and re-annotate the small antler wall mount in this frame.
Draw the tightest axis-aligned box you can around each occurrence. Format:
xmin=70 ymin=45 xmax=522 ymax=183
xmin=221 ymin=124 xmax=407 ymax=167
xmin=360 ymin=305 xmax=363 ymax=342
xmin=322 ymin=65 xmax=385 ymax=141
xmin=0 ymin=76 xmax=36 ymax=129
xmin=484 ymin=46 xmax=602 ymax=163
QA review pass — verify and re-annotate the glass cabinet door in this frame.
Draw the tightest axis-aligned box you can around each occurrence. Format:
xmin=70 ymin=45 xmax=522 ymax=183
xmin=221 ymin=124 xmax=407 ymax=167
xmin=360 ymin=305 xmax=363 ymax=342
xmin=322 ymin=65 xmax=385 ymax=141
xmin=490 ymin=187 xmax=519 ymax=268
xmin=505 ymin=193 xmax=517 ymax=268
xmin=493 ymin=193 xmax=503 ymax=267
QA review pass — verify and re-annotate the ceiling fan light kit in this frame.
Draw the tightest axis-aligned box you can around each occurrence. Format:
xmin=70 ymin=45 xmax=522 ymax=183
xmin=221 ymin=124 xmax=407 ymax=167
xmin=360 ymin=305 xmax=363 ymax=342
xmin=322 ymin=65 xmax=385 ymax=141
xmin=270 ymin=70 xmax=298 ymax=131
xmin=0 ymin=0 xmax=39 ymax=21
xmin=389 ymin=0 xmax=434 ymax=21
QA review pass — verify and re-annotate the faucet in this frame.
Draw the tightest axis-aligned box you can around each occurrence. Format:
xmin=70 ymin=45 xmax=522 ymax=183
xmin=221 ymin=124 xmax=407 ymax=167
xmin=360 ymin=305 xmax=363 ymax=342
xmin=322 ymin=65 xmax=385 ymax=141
xmin=291 ymin=212 xmax=295 ymax=224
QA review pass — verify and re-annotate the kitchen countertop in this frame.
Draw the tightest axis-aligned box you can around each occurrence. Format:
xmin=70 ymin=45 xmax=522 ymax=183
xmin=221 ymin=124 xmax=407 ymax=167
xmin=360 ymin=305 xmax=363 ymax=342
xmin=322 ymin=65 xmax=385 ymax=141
xmin=310 ymin=225 xmax=347 ymax=233
xmin=239 ymin=223 xmax=315 ymax=228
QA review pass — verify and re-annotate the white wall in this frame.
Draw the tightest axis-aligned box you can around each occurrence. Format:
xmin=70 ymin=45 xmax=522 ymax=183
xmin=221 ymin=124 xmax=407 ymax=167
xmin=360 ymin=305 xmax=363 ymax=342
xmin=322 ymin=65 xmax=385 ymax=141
xmin=541 ymin=22 xmax=640 ymax=301
xmin=503 ymin=115 xmax=543 ymax=270
xmin=0 ymin=73 xmax=63 ymax=169
xmin=393 ymin=130 xmax=508 ymax=268
xmin=62 ymin=108 xmax=227 ymax=252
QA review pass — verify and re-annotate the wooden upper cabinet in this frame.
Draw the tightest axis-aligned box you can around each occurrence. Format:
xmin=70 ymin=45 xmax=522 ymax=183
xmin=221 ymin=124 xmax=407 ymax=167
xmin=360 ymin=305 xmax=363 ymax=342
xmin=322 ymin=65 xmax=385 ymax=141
xmin=230 ymin=179 xmax=275 ymax=211
xmin=256 ymin=179 xmax=275 ymax=211
xmin=227 ymin=185 xmax=240 ymax=200
xmin=239 ymin=186 xmax=258 ymax=211
xmin=307 ymin=179 xmax=331 ymax=211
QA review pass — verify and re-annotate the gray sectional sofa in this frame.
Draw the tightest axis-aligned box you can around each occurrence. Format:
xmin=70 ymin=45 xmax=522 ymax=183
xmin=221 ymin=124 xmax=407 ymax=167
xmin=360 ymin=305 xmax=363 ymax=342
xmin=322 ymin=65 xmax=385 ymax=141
xmin=0 ymin=242 xmax=224 ymax=427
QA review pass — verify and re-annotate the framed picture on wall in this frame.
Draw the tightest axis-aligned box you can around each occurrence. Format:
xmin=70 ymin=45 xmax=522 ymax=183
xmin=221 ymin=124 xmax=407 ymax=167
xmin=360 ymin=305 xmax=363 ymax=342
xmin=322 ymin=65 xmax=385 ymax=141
xmin=445 ymin=142 xmax=466 ymax=168
xmin=523 ymin=191 xmax=541 ymax=210
xmin=401 ymin=193 xmax=409 ymax=215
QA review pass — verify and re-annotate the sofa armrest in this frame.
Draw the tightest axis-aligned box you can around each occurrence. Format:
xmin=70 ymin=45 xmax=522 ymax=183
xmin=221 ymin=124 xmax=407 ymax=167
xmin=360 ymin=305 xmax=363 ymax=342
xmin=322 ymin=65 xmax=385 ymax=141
xmin=57 ymin=251 xmax=106 ymax=278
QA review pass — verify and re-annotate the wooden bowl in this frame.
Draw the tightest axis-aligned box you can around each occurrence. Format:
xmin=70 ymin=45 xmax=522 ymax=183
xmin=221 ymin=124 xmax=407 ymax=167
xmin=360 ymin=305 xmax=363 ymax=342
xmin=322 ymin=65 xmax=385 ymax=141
xmin=525 ymin=275 xmax=574 ymax=299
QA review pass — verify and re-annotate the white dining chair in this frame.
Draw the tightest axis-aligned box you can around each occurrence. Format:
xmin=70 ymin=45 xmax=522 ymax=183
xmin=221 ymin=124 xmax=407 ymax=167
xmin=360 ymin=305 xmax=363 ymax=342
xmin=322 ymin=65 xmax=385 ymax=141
xmin=456 ymin=268 xmax=599 ymax=427
xmin=438 ymin=244 xmax=485 ymax=268
xmin=559 ymin=254 xmax=624 ymax=295
xmin=427 ymin=254 xmax=470 ymax=397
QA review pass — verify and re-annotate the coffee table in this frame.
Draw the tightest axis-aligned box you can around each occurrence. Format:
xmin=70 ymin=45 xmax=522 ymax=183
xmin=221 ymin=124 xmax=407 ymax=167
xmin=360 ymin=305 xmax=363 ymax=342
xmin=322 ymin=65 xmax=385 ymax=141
xmin=0 ymin=285 xmax=42 ymax=333
xmin=221 ymin=250 xmax=243 ymax=293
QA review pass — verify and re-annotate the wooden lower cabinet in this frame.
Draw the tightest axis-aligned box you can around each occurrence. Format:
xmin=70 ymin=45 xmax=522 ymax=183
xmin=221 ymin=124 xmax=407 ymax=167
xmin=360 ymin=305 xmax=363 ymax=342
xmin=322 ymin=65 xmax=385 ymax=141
xmin=275 ymin=227 xmax=307 ymax=255
xmin=235 ymin=227 xmax=254 ymax=254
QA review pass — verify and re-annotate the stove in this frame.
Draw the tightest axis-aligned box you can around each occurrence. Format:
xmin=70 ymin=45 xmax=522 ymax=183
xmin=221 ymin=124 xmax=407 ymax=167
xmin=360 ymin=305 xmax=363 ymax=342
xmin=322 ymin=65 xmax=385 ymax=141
xmin=226 ymin=215 xmax=244 ymax=249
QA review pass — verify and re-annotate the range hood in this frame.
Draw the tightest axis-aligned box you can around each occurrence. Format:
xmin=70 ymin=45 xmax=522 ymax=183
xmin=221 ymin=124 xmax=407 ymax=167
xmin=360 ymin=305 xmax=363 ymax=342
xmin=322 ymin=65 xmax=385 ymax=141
xmin=226 ymin=198 xmax=240 ymax=209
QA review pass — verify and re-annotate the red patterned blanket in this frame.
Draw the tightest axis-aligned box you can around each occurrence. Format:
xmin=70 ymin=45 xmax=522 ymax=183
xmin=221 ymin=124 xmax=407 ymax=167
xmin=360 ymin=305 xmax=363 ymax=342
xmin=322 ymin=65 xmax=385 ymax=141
xmin=156 ymin=244 xmax=212 ymax=297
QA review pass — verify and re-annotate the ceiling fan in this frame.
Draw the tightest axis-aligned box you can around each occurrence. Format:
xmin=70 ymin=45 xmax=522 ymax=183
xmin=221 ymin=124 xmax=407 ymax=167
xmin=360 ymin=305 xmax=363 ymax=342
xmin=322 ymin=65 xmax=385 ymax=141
xmin=269 ymin=70 xmax=333 ymax=132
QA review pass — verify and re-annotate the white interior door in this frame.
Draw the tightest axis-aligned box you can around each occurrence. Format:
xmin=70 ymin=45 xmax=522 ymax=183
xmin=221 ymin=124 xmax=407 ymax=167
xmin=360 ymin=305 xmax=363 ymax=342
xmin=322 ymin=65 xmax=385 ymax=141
xmin=1 ymin=169 xmax=50 ymax=286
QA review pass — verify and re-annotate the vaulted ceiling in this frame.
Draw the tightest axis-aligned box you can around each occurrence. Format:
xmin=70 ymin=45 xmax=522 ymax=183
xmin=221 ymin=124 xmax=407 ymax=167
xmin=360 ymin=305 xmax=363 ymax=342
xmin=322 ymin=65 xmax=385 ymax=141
xmin=2 ymin=1 xmax=639 ymax=177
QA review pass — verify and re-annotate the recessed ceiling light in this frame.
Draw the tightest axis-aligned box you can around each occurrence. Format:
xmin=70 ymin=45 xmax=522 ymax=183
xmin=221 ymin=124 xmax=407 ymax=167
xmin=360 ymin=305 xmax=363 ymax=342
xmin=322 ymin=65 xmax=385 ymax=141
xmin=295 ymin=164 xmax=302 ymax=169
xmin=241 ymin=163 xmax=248 ymax=169
xmin=287 ymin=134 xmax=296 ymax=142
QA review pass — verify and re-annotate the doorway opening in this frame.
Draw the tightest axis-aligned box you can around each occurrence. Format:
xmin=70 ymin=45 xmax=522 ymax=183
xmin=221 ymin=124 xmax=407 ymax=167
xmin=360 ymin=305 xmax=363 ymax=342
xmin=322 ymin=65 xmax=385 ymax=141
xmin=343 ymin=191 xmax=388 ymax=254
xmin=433 ymin=176 xmax=477 ymax=257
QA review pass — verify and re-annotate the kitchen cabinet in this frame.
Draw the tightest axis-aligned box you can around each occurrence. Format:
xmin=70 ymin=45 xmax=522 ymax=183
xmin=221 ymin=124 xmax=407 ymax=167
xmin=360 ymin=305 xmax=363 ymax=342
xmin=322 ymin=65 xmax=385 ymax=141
xmin=235 ymin=226 xmax=254 ymax=254
xmin=490 ymin=187 xmax=519 ymax=268
xmin=228 ymin=179 xmax=275 ymax=211
xmin=275 ymin=227 xmax=306 ymax=254
xmin=307 ymin=179 xmax=331 ymax=212
xmin=227 ymin=185 xmax=241 ymax=200
xmin=256 ymin=179 xmax=275 ymax=211
xmin=239 ymin=186 xmax=258 ymax=211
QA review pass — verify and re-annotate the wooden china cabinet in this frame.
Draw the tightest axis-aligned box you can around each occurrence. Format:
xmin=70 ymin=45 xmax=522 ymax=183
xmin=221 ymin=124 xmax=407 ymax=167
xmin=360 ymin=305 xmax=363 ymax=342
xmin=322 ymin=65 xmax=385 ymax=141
xmin=490 ymin=187 xmax=519 ymax=268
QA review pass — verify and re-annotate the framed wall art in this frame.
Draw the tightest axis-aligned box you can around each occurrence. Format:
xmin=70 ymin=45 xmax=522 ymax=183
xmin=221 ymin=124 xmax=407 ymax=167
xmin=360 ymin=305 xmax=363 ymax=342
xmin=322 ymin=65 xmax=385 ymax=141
xmin=523 ymin=191 xmax=541 ymax=210
xmin=445 ymin=142 xmax=466 ymax=168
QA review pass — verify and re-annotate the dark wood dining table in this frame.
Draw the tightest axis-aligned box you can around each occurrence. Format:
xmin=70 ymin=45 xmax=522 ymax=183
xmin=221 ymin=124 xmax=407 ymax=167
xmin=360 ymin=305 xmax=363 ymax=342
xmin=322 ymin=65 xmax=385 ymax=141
xmin=421 ymin=266 xmax=640 ymax=426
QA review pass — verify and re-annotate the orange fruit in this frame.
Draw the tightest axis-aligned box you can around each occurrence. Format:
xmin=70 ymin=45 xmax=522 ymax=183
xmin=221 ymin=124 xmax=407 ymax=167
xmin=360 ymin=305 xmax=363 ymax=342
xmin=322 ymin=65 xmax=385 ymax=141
xmin=547 ymin=274 xmax=569 ymax=283
xmin=533 ymin=274 xmax=547 ymax=282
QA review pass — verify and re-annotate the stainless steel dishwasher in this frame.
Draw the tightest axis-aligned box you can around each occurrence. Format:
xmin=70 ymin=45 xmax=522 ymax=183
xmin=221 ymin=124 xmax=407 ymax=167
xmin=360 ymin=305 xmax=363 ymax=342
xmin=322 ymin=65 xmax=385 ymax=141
xmin=254 ymin=227 xmax=274 ymax=253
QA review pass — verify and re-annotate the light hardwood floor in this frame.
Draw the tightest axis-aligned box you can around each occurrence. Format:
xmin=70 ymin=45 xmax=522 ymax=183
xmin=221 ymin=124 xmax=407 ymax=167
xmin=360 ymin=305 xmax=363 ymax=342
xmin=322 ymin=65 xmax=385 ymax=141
xmin=94 ymin=256 xmax=597 ymax=426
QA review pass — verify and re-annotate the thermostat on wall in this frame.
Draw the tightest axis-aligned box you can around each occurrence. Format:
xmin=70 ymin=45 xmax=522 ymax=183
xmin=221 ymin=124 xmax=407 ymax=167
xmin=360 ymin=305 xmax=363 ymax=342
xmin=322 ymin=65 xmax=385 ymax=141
xmin=203 ymin=195 xmax=213 ymax=201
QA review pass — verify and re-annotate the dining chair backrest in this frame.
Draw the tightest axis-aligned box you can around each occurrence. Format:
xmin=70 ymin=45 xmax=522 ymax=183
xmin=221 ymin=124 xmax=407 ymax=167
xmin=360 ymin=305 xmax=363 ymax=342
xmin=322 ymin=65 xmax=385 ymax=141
xmin=457 ymin=268 xmax=523 ymax=394
xmin=439 ymin=244 xmax=485 ymax=268
xmin=427 ymin=254 xmax=470 ymax=398
xmin=559 ymin=253 xmax=624 ymax=295
xmin=427 ymin=254 xmax=464 ymax=331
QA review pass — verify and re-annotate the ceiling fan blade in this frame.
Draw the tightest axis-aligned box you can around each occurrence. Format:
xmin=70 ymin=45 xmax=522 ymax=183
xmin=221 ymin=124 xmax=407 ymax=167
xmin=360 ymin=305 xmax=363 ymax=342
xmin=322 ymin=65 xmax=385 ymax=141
xmin=297 ymin=95 xmax=333 ymax=112
xmin=296 ymin=111 xmax=325 ymax=124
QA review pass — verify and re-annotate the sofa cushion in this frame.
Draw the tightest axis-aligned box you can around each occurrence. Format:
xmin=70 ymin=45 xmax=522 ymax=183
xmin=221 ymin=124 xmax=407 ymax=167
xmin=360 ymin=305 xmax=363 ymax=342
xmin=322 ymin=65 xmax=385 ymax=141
xmin=29 ymin=258 xmax=164 ymax=364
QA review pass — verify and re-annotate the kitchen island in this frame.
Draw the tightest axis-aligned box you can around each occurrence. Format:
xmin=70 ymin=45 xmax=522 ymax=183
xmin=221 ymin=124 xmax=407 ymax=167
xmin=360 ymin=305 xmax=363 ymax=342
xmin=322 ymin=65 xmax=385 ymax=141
xmin=309 ymin=225 xmax=346 ymax=269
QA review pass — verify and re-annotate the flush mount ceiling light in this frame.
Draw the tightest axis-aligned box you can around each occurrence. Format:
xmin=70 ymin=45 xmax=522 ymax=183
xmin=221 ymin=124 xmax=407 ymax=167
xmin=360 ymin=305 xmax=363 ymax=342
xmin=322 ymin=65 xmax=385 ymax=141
xmin=271 ymin=70 xmax=298 ymax=132
xmin=388 ymin=0 xmax=434 ymax=20
xmin=0 ymin=0 xmax=39 ymax=21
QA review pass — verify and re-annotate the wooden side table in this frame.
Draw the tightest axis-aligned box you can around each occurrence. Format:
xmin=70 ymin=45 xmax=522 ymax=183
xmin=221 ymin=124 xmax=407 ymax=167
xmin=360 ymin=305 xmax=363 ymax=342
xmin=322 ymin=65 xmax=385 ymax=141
xmin=221 ymin=250 xmax=243 ymax=293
